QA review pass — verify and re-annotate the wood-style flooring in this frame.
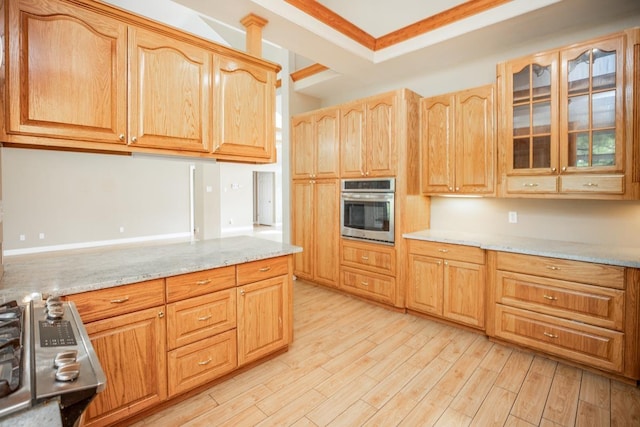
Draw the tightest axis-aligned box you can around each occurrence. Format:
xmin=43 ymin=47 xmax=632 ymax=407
xmin=133 ymin=279 xmax=640 ymax=427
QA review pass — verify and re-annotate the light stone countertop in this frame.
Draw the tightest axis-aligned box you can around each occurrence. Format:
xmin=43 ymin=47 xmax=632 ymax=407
xmin=0 ymin=236 xmax=302 ymax=301
xmin=403 ymin=229 xmax=640 ymax=268
xmin=0 ymin=401 xmax=62 ymax=427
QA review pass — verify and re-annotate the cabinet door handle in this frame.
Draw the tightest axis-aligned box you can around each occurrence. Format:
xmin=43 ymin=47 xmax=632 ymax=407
xmin=361 ymin=256 xmax=369 ymax=261
xmin=196 ymin=279 xmax=212 ymax=286
xmin=119 ymin=134 xmax=125 ymax=141
xmin=523 ymin=183 xmax=539 ymax=188
xmin=583 ymin=182 xmax=599 ymax=187
xmin=546 ymin=266 xmax=560 ymax=271
xmin=259 ymin=266 xmax=271 ymax=272
xmin=444 ymin=261 xmax=448 ymax=266
xmin=110 ymin=297 xmax=129 ymax=304
xmin=158 ymin=311 xmax=165 ymax=318
xmin=437 ymin=261 xmax=442 ymax=265
xmin=198 ymin=358 xmax=212 ymax=366
xmin=131 ymin=136 xmax=138 ymax=143
xmin=198 ymin=315 xmax=212 ymax=321
xmin=240 ymin=289 xmax=245 ymax=296
xmin=361 ymin=281 xmax=369 ymax=286
xmin=543 ymin=294 xmax=557 ymax=301
xmin=543 ymin=332 xmax=558 ymax=339
xmin=438 ymin=249 xmax=449 ymax=253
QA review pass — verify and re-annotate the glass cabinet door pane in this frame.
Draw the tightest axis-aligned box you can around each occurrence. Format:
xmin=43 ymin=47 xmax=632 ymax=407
xmin=568 ymin=132 xmax=589 ymax=167
xmin=532 ymin=136 xmax=551 ymax=168
xmin=568 ymin=95 xmax=589 ymax=131
xmin=513 ymin=65 xmax=530 ymax=103
xmin=532 ymin=102 xmax=551 ymax=134
xmin=592 ymin=129 xmax=616 ymax=166
xmin=568 ymin=51 xmax=590 ymax=94
xmin=532 ymin=64 xmax=552 ymax=100
xmin=593 ymin=49 xmax=616 ymax=90
xmin=513 ymin=138 xmax=530 ymax=169
xmin=513 ymin=104 xmax=530 ymax=137
xmin=592 ymin=90 xmax=616 ymax=128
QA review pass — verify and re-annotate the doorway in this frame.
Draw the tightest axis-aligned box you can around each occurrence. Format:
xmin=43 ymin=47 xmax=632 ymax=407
xmin=254 ymin=171 xmax=275 ymax=226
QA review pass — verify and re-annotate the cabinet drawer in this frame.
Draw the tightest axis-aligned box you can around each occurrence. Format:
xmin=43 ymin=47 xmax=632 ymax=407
xmin=407 ymin=240 xmax=484 ymax=264
xmin=341 ymin=267 xmax=395 ymax=304
xmin=496 ymin=252 xmax=625 ymax=289
xmin=494 ymin=305 xmax=623 ymax=373
xmin=506 ymin=175 xmax=558 ymax=193
xmin=341 ymin=240 xmax=396 ymax=275
xmin=167 ymin=329 xmax=237 ymax=397
xmin=67 ymin=279 xmax=165 ymax=323
xmin=237 ymin=256 xmax=289 ymax=286
xmin=167 ymin=289 xmax=236 ymax=350
xmin=496 ymin=271 xmax=625 ymax=330
xmin=166 ymin=266 xmax=235 ymax=303
xmin=560 ymin=175 xmax=624 ymax=194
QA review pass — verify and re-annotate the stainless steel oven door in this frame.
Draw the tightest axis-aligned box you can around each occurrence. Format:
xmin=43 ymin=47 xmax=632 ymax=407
xmin=340 ymin=192 xmax=394 ymax=244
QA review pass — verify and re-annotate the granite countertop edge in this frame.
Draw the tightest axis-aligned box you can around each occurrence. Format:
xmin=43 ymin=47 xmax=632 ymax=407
xmin=403 ymin=230 xmax=640 ymax=268
xmin=0 ymin=236 xmax=302 ymax=301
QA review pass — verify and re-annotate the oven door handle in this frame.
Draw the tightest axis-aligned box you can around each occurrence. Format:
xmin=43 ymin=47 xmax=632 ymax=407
xmin=341 ymin=193 xmax=393 ymax=201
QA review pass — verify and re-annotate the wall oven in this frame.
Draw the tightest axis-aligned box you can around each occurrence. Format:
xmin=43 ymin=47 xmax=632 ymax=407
xmin=340 ymin=178 xmax=395 ymax=245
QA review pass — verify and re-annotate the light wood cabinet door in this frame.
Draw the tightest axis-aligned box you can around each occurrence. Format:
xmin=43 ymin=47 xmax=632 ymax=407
xmin=366 ymin=93 xmax=397 ymax=177
xmin=340 ymin=102 xmax=367 ymax=177
xmin=455 ymin=85 xmax=495 ymax=194
xmin=443 ymin=260 xmax=485 ymax=328
xmin=237 ymin=275 xmax=289 ymax=366
xmin=421 ymin=94 xmax=455 ymax=193
xmin=213 ymin=55 xmax=276 ymax=162
xmin=83 ymin=307 xmax=166 ymax=427
xmin=314 ymin=180 xmax=340 ymax=286
xmin=291 ymin=110 xmax=340 ymax=179
xmin=291 ymin=114 xmax=315 ymax=179
xmin=128 ymin=26 xmax=212 ymax=152
xmin=406 ymin=254 xmax=443 ymax=316
xmin=7 ymin=0 xmax=127 ymax=145
xmin=291 ymin=180 xmax=313 ymax=281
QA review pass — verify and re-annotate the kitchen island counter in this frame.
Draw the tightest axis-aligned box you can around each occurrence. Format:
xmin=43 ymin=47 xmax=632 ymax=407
xmin=403 ymin=229 xmax=640 ymax=268
xmin=0 ymin=236 xmax=302 ymax=301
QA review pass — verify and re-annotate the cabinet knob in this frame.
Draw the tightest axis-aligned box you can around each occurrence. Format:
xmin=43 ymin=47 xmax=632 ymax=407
xmin=158 ymin=311 xmax=165 ymax=318
xmin=444 ymin=261 xmax=448 ymax=266
xmin=448 ymin=187 xmax=453 ymax=191
xmin=131 ymin=136 xmax=138 ymax=143
xmin=546 ymin=265 xmax=560 ymax=271
xmin=240 ymin=289 xmax=245 ymax=296
xmin=119 ymin=134 xmax=125 ymax=141
xmin=455 ymin=187 xmax=460 ymax=192
xmin=561 ymin=167 xmax=567 ymax=172
xmin=551 ymin=167 xmax=557 ymax=172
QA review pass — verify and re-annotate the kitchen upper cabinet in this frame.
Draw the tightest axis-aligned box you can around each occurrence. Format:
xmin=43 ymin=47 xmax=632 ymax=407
xmin=341 ymin=92 xmax=397 ymax=177
xmin=498 ymin=31 xmax=634 ymax=198
xmin=291 ymin=109 xmax=340 ymax=179
xmin=5 ymin=0 xmax=128 ymax=147
xmin=212 ymin=55 xmax=277 ymax=163
xmin=128 ymin=26 xmax=212 ymax=153
xmin=421 ymin=84 xmax=495 ymax=195
xmin=291 ymin=179 xmax=340 ymax=287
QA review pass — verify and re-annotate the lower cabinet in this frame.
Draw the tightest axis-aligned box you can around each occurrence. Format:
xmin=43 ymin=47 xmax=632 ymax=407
xmin=82 ymin=306 xmax=167 ymax=427
xmin=339 ymin=239 xmax=397 ymax=306
xmin=67 ymin=255 xmax=293 ymax=426
xmin=406 ymin=240 xmax=485 ymax=329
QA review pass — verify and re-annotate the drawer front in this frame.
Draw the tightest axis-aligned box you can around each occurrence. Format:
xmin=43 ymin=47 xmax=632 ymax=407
xmin=496 ymin=252 xmax=625 ymax=289
xmin=341 ymin=240 xmax=396 ymax=275
xmin=496 ymin=271 xmax=625 ymax=330
xmin=67 ymin=279 xmax=165 ymax=323
xmin=167 ymin=289 xmax=236 ymax=350
xmin=560 ymin=175 xmax=624 ymax=194
xmin=494 ymin=305 xmax=623 ymax=373
xmin=341 ymin=267 xmax=395 ymax=304
xmin=506 ymin=175 xmax=558 ymax=193
xmin=237 ymin=256 xmax=289 ymax=286
xmin=167 ymin=329 xmax=237 ymax=397
xmin=166 ymin=266 xmax=235 ymax=303
xmin=408 ymin=240 xmax=484 ymax=264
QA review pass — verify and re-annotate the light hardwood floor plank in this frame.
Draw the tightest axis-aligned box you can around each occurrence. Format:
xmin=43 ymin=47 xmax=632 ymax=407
xmin=470 ymin=385 xmax=517 ymax=427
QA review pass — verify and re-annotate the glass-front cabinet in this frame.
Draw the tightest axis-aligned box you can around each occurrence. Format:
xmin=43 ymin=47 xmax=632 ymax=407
xmin=499 ymin=32 xmax=633 ymax=198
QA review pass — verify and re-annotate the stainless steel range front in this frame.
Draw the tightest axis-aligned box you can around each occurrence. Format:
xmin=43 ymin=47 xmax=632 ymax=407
xmin=0 ymin=298 xmax=106 ymax=426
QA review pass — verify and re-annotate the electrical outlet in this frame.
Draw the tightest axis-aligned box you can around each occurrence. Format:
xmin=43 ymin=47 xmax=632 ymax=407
xmin=39 ymin=233 xmax=45 ymax=240
xmin=508 ymin=211 xmax=518 ymax=224
xmin=119 ymin=226 xmax=125 ymax=233
xmin=19 ymin=234 xmax=26 ymax=241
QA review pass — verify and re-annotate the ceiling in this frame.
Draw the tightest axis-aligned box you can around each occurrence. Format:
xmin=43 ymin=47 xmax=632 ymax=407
xmin=170 ymin=0 xmax=640 ymax=100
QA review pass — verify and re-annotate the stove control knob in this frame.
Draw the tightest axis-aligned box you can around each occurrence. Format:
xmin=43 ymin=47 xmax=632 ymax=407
xmin=54 ymin=350 xmax=78 ymax=368
xmin=55 ymin=363 xmax=80 ymax=382
xmin=46 ymin=305 xmax=65 ymax=320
